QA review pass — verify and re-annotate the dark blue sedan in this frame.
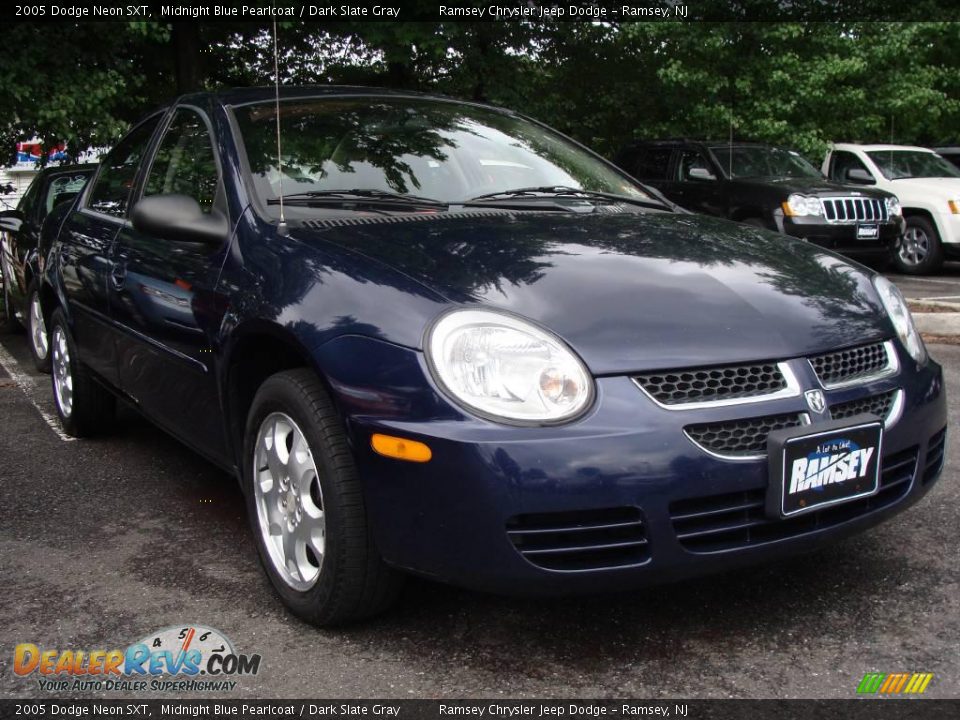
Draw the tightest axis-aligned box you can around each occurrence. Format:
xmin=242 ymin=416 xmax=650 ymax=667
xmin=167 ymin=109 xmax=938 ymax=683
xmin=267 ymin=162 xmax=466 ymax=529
xmin=42 ymin=87 xmax=947 ymax=625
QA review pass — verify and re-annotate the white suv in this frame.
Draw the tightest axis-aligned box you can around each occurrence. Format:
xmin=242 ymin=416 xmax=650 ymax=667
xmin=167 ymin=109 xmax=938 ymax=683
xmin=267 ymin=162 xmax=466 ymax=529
xmin=823 ymin=143 xmax=960 ymax=274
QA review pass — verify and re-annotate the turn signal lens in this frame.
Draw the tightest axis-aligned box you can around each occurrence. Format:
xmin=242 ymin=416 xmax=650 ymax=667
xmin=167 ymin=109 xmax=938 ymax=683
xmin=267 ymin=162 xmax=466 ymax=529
xmin=948 ymin=200 xmax=960 ymax=214
xmin=371 ymin=434 xmax=432 ymax=463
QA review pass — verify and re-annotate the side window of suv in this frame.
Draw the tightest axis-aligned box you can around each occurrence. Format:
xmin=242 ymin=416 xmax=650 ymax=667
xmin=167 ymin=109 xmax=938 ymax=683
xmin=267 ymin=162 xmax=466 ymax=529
xmin=632 ymin=147 xmax=673 ymax=181
xmin=830 ymin=151 xmax=872 ymax=183
xmin=676 ymin=149 xmax=715 ymax=181
xmin=86 ymin=115 xmax=162 ymax=218
xmin=143 ymin=109 xmax=219 ymax=213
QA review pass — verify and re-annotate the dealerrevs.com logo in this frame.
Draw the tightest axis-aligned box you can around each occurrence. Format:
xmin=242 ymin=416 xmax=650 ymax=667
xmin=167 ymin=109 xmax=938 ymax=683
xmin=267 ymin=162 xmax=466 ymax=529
xmin=13 ymin=625 xmax=261 ymax=693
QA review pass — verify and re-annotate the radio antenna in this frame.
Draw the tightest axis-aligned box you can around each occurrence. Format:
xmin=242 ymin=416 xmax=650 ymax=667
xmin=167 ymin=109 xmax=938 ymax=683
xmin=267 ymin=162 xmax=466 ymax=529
xmin=272 ymin=13 xmax=287 ymax=235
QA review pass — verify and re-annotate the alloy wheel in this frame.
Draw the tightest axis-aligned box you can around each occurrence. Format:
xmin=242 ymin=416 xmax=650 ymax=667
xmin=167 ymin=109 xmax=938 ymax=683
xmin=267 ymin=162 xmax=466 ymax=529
xmin=29 ymin=293 xmax=48 ymax=360
xmin=253 ymin=412 xmax=326 ymax=591
xmin=899 ymin=226 xmax=930 ymax=267
xmin=51 ymin=325 xmax=73 ymax=417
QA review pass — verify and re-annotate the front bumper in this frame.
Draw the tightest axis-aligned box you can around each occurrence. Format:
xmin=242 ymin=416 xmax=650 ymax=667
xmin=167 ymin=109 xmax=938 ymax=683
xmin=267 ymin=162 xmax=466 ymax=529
xmin=319 ymin=336 xmax=947 ymax=596
xmin=775 ymin=213 xmax=904 ymax=259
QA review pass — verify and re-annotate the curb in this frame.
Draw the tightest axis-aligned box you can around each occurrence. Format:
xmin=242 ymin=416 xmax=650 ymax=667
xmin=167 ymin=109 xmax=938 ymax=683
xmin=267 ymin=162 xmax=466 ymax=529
xmin=908 ymin=300 xmax=960 ymax=343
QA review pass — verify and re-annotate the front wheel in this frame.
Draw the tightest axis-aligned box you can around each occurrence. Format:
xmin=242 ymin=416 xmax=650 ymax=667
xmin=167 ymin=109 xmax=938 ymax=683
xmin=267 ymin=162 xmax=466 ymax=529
xmin=26 ymin=282 xmax=51 ymax=372
xmin=0 ymin=268 xmax=22 ymax=333
xmin=49 ymin=308 xmax=116 ymax=437
xmin=243 ymin=369 xmax=403 ymax=626
xmin=894 ymin=216 xmax=944 ymax=275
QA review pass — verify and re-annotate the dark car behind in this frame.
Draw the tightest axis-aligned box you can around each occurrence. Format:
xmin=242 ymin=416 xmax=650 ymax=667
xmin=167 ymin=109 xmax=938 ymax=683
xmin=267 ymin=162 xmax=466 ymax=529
xmin=613 ymin=140 xmax=904 ymax=263
xmin=0 ymin=164 xmax=95 ymax=369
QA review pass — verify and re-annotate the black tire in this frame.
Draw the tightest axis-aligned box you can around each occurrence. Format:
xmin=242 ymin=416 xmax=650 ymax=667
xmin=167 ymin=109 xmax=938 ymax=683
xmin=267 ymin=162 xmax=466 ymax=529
xmin=243 ymin=369 xmax=403 ymax=626
xmin=894 ymin=215 xmax=944 ymax=275
xmin=742 ymin=217 xmax=772 ymax=231
xmin=0 ymin=268 xmax=22 ymax=333
xmin=49 ymin=308 xmax=115 ymax=437
xmin=26 ymin=281 xmax=51 ymax=373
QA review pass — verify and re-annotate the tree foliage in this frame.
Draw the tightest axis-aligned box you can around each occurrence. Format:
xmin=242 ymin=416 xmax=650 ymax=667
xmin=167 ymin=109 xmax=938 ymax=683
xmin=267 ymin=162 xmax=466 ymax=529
xmin=2 ymin=19 xmax=958 ymax=165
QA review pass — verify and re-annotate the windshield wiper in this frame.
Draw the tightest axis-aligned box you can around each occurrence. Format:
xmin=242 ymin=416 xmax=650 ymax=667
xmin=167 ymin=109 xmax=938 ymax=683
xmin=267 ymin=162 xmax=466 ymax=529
xmin=267 ymin=189 xmax=449 ymax=209
xmin=464 ymin=185 xmax=669 ymax=210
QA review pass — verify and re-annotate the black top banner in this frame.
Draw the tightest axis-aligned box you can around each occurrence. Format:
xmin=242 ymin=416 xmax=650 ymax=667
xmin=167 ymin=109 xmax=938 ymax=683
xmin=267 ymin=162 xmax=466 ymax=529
xmin=6 ymin=0 xmax=960 ymax=23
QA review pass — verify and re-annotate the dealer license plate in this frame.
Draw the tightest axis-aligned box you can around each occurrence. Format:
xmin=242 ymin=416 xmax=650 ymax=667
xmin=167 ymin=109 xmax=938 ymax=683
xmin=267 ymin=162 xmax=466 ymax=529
xmin=857 ymin=224 xmax=879 ymax=239
xmin=767 ymin=417 xmax=883 ymax=518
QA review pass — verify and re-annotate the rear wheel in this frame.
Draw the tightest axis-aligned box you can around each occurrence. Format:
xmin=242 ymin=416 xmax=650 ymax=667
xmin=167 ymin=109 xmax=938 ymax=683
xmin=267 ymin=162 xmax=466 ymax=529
xmin=49 ymin=308 xmax=115 ymax=437
xmin=26 ymin=281 xmax=51 ymax=372
xmin=243 ymin=369 xmax=403 ymax=625
xmin=894 ymin=216 xmax=943 ymax=275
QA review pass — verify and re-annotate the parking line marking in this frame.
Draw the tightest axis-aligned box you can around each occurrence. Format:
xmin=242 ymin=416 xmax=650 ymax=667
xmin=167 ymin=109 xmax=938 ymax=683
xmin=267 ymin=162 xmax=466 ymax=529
xmin=0 ymin=342 xmax=74 ymax=442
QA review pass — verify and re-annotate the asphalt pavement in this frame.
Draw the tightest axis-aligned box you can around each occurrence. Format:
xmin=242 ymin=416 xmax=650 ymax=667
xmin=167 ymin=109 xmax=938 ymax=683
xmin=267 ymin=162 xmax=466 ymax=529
xmin=1 ymin=285 xmax=958 ymax=700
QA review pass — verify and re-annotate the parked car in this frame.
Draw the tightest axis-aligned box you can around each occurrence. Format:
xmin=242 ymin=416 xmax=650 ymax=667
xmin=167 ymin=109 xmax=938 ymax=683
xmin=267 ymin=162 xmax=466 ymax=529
xmin=823 ymin=144 xmax=960 ymax=275
xmin=613 ymin=140 xmax=904 ymax=265
xmin=42 ymin=88 xmax=946 ymax=625
xmin=0 ymin=163 xmax=95 ymax=369
xmin=933 ymin=146 xmax=960 ymax=172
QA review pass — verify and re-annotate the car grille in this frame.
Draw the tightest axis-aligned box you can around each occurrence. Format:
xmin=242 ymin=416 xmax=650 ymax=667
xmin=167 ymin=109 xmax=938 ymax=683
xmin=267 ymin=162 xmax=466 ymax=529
xmin=633 ymin=362 xmax=787 ymax=406
xmin=684 ymin=413 xmax=807 ymax=458
xmin=809 ymin=341 xmax=891 ymax=387
xmin=923 ymin=427 xmax=947 ymax=485
xmin=506 ymin=507 xmax=649 ymax=571
xmin=830 ymin=389 xmax=899 ymax=423
xmin=821 ymin=197 xmax=889 ymax=223
xmin=669 ymin=446 xmax=918 ymax=553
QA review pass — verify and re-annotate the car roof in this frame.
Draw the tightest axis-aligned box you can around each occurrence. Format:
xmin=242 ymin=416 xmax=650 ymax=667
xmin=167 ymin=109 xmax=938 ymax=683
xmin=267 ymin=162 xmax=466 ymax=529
xmin=624 ymin=139 xmax=786 ymax=149
xmin=38 ymin=162 xmax=97 ymax=175
xmin=831 ymin=143 xmax=934 ymax=153
xmin=176 ymin=85 xmax=513 ymax=113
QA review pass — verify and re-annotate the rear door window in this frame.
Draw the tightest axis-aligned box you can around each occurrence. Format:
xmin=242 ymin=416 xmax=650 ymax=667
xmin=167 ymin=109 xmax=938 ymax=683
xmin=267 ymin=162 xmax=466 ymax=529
xmin=86 ymin=115 xmax=162 ymax=218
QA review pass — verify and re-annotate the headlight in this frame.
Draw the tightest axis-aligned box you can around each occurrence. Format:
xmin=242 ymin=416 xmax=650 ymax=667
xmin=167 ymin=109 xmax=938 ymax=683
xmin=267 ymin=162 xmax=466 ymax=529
xmin=886 ymin=196 xmax=902 ymax=217
xmin=873 ymin=276 xmax=926 ymax=364
xmin=426 ymin=309 xmax=594 ymax=424
xmin=783 ymin=194 xmax=823 ymax=217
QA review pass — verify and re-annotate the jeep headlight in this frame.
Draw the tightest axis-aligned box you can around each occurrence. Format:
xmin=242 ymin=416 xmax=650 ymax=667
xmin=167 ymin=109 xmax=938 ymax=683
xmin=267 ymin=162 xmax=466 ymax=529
xmin=784 ymin=194 xmax=823 ymax=217
xmin=885 ymin=196 xmax=902 ymax=217
xmin=427 ymin=309 xmax=594 ymax=424
xmin=873 ymin=276 xmax=926 ymax=364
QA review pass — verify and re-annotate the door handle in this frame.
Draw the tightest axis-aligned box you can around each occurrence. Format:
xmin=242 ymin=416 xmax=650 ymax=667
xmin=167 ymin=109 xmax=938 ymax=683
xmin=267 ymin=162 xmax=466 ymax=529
xmin=109 ymin=262 xmax=127 ymax=291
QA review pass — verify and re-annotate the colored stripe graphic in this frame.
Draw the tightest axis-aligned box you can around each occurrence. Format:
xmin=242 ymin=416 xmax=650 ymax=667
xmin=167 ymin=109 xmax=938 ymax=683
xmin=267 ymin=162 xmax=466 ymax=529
xmin=858 ymin=672 xmax=933 ymax=694
xmin=857 ymin=673 xmax=885 ymax=694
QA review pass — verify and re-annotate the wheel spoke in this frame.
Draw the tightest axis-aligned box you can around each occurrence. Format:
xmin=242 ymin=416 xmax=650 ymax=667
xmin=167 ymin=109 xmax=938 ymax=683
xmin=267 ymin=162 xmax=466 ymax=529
xmin=251 ymin=412 xmax=326 ymax=591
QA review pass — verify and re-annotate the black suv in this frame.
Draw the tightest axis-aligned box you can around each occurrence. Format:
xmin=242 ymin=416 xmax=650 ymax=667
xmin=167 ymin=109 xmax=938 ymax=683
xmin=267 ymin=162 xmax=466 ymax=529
xmin=614 ymin=140 xmax=904 ymax=262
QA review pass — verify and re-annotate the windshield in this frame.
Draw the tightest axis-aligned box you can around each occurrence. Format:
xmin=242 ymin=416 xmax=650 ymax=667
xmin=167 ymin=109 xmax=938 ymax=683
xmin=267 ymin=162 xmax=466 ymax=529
xmin=709 ymin=145 xmax=822 ymax=180
xmin=234 ymin=98 xmax=648 ymax=212
xmin=866 ymin=150 xmax=960 ymax=180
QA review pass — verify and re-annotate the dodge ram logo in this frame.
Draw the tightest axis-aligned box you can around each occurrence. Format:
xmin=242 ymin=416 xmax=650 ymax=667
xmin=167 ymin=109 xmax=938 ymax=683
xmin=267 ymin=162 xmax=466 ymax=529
xmin=805 ymin=389 xmax=827 ymax=414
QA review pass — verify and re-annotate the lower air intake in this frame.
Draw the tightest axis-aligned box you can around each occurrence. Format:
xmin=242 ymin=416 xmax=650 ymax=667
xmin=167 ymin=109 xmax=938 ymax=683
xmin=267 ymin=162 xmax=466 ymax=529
xmin=506 ymin=507 xmax=649 ymax=571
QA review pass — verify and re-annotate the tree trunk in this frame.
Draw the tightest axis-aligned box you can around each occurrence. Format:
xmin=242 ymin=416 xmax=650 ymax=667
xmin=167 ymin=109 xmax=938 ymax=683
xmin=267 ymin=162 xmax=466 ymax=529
xmin=172 ymin=23 xmax=203 ymax=93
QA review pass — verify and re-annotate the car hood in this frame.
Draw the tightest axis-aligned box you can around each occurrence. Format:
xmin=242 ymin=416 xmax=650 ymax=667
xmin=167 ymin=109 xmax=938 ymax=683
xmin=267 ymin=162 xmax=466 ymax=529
xmin=293 ymin=211 xmax=891 ymax=374
xmin=887 ymin=177 xmax=960 ymax=197
xmin=732 ymin=177 xmax=891 ymax=198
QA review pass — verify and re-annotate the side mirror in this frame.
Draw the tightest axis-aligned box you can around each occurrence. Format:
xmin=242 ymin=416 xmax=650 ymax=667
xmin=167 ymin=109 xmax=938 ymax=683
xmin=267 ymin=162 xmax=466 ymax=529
xmin=688 ymin=167 xmax=716 ymax=181
xmin=0 ymin=209 xmax=24 ymax=233
xmin=846 ymin=168 xmax=875 ymax=185
xmin=131 ymin=194 xmax=228 ymax=246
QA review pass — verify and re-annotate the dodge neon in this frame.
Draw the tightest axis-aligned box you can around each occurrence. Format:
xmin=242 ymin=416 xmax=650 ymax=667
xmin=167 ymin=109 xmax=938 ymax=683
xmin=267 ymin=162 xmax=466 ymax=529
xmin=41 ymin=87 xmax=947 ymax=624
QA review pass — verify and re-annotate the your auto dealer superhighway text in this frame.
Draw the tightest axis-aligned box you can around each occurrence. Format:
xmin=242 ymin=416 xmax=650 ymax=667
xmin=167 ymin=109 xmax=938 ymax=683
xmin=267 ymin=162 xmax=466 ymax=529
xmin=440 ymin=706 xmax=680 ymax=718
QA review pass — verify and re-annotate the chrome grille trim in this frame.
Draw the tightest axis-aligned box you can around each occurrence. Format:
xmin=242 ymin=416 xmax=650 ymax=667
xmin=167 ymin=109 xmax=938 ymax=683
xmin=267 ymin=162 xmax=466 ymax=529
xmin=633 ymin=362 xmax=801 ymax=411
xmin=820 ymin=196 xmax=889 ymax=224
xmin=683 ymin=413 xmax=811 ymax=462
xmin=829 ymin=388 xmax=903 ymax=430
xmin=809 ymin=340 xmax=898 ymax=389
